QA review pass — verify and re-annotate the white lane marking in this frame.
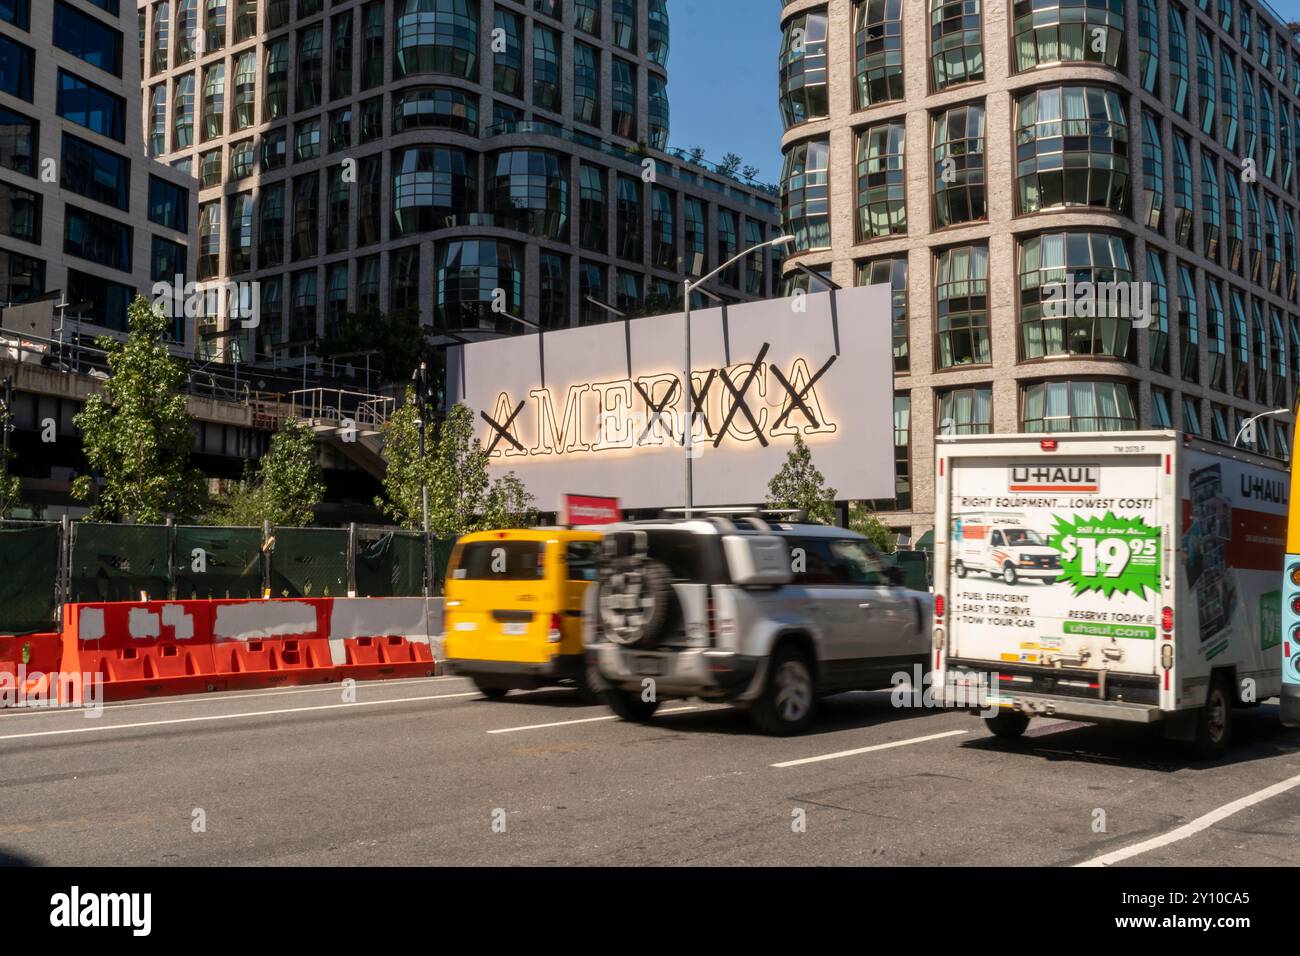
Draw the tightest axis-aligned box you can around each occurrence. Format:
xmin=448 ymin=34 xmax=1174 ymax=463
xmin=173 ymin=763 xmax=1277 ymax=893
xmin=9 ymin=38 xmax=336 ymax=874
xmin=1076 ymin=770 xmax=1300 ymax=867
xmin=488 ymin=706 xmax=701 ymax=734
xmin=0 ymin=675 xmax=467 ymax=719
xmin=0 ymin=692 xmax=479 ymax=742
xmin=771 ymin=729 xmax=969 ymax=768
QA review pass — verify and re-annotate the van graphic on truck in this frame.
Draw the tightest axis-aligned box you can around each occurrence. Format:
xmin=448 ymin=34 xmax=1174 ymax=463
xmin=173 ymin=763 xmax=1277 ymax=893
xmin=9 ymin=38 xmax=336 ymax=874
xmin=953 ymin=512 xmax=1061 ymax=585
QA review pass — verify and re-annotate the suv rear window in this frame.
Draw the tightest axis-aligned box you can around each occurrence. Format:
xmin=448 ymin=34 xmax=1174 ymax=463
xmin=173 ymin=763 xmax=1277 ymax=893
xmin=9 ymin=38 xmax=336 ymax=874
xmin=451 ymin=541 xmax=544 ymax=581
xmin=642 ymin=530 xmax=729 ymax=584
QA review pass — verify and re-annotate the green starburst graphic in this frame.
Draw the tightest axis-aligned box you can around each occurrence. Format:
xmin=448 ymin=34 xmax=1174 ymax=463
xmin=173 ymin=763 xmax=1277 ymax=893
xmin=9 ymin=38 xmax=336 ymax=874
xmin=1048 ymin=512 xmax=1162 ymax=599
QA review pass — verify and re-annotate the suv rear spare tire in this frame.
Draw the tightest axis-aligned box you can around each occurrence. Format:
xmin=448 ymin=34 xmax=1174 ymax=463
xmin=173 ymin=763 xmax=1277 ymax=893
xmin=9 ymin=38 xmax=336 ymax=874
xmin=604 ymin=687 xmax=660 ymax=723
xmin=598 ymin=557 xmax=674 ymax=648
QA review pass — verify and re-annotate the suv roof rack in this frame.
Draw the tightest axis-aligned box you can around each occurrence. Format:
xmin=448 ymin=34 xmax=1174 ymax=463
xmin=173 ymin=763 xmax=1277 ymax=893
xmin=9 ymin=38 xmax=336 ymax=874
xmin=659 ymin=506 xmax=809 ymax=522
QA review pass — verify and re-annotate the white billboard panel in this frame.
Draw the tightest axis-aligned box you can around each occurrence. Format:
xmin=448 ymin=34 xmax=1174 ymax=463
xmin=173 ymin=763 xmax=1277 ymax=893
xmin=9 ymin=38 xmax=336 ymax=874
xmin=447 ymin=287 xmax=895 ymax=511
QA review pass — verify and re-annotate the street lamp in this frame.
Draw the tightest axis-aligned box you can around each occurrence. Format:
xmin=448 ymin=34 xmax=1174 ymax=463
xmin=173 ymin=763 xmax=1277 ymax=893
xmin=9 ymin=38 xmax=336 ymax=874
xmin=681 ymin=234 xmax=796 ymax=512
xmin=1233 ymin=407 xmax=1291 ymax=448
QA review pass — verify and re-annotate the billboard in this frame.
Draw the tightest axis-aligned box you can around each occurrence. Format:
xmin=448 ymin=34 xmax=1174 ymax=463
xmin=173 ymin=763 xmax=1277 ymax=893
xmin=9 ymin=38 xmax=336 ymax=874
xmin=447 ymin=287 xmax=895 ymax=512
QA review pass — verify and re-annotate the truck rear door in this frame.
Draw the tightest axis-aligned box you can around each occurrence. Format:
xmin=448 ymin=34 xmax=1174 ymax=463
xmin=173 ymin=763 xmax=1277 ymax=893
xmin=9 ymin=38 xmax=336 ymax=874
xmin=946 ymin=444 xmax=1165 ymax=679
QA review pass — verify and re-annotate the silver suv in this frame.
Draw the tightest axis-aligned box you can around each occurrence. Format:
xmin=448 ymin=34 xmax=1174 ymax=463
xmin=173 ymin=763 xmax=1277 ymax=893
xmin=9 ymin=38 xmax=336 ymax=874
xmin=584 ymin=515 xmax=933 ymax=735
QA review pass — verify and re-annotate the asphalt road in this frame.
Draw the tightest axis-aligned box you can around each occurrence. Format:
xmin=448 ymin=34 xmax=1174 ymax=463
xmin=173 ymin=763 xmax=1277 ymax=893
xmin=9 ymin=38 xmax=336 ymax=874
xmin=2 ymin=675 xmax=1298 ymax=866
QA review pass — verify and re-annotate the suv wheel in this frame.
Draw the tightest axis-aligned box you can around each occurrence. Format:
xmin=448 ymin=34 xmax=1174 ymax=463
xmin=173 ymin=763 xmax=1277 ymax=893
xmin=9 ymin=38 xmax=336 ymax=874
xmin=604 ymin=687 xmax=660 ymax=723
xmin=751 ymin=647 xmax=817 ymax=736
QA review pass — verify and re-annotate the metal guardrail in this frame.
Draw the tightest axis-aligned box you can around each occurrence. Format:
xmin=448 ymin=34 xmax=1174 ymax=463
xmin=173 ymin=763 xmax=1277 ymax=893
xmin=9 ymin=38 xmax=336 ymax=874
xmin=289 ymin=388 xmax=395 ymax=430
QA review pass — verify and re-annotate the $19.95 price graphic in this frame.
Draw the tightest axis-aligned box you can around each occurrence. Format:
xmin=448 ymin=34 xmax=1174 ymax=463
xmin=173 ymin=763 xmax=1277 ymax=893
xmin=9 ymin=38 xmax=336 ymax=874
xmin=1049 ymin=512 xmax=1162 ymax=598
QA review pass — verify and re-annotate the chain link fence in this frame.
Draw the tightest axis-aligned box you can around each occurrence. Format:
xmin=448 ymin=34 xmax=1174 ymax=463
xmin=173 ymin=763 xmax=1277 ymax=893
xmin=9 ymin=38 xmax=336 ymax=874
xmin=0 ymin=520 xmax=454 ymax=635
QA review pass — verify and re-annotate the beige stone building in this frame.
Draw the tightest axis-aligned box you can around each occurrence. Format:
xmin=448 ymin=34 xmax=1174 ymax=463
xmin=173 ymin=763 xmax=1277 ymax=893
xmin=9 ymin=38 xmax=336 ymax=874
xmin=778 ymin=0 xmax=1300 ymax=543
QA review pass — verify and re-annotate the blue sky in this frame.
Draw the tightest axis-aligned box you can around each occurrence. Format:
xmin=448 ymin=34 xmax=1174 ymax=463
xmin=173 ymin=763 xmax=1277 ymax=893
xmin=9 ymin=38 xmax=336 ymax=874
xmin=669 ymin=0 xmax=1300 ymax=187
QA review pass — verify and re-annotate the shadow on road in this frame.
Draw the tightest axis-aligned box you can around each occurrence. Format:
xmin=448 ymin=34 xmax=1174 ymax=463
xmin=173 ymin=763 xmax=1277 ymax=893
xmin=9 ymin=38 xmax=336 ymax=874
xmin=0 ymin=846 xmax=42 ymax=866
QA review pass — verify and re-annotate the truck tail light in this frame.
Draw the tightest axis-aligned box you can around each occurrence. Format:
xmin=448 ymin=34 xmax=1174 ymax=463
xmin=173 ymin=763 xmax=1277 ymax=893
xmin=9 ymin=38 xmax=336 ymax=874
xmin=1290 ymin=565 xmax=1300 ymax=587
xmin=935 ymin=595 xmax=945 ymax=620
xmin=1161 ymin=644 xmax=1174 ymax=670
xmin=1161 ymin=606 xmax=1173 ymax=634
xmin=548 ymin=613 xmax=562 ymax=643
xmin=1291 ymin=596 xmax=1300 ymax=616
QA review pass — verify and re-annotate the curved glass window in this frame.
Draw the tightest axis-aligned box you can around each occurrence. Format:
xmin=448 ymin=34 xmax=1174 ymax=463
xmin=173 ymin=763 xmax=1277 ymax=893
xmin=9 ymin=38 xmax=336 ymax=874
xmin=232 ymin=51 xmax=256 ymax=131
xmin=1281 ymin=102 xmax=1293 ymax=190
xmin=684 ymin=197 xmax=706 ymax=276
xmin=1172 ymin=134 xmax=1193 ymax=248
xmin=533 ymin=25 xmax=560 ymax=112
xmin=579 ymin=164 xmax=606 ymax=252
xmin=715 ymin=208 xmax=738 ymax=286
xmin=176 ymin=0 xmax=197 ymax=66
xmin=264 ymin=38 xmax=288 ymax=121
xmin=1196 ymin=28 xmax=1215 ymax=136
xmin=1018 ymin=232 xmax=1134 ymax=360
xmin=493 ymin=9 xmax=522 ymax=97
xmin=1207 ymin=281 xmax=1227 ymax=390
xmin=331 ymin=14 xmax=354 ymax=102
xmin=1168 ymin=5 xmax=1189 ymax=117
xmin=291 ymin=270 xmax=317 ymax=339
xmin=327 ymin=165 xmax=349 ymax=253
xmin=1285 ymin=212 xmax=1297 ymax=300
xmin=231 ymin=139 xmax=254 ymax=180
xmin=1245 ymin=185 xmax=1262 ymax=284
xmin=1219 ymin=0 xmax=1231 ymax=33
xmin=578 ymin=261 xmax=605 ymax=324
xmin=152 ymin=2 xmax=169 ymax=75
xmin=651 ymin=186 xmax=675 ymax=270
xmin=746 ymin=220 xmax=766 ymax=298
xmin=574 ymin=42 xmax=599 ymax=126
xmin=612 ymin=0 xmax=635 ymax=51
xmin=612 ymin=59 xmax=635 ymax=139
xmin=1223 ymin=169 xmax=1243 ymax=273
xmin=392 ymin=146 xmax=476 ymax=236
xmin=1239 ymin=6 xmax=1251 ymax=53
xmin=1022 ymin=380 xmax=1137 ymax=433
xmin=1015 ymin=86 xmax=1128 ymax=216
xmin=1220 ymin=52 xmax=1238 ymax=152
xmin=487 ymin=149 xmax=568 ymax=240
xmin=648 ymin=74 xmax=669 ymax=151
xmin=149 ymin=84 xmax=167 ymax=156
xmin=1177 ymin=264 xmax=1199 ymax=382
xmin=1138 ymin=0 xmax=1158 ymax=94
xmin=1201 ymin=153 xmax=1220 ymax=261
xmin=393 ymin=86 xmax=477 ymax=134
xmin=931 ymin=0 xmax=983 ymax=91
xmin=858 ymin=256 xmax=909 ymax=372
xmin=395 ymin=0 xmax=478 ymax=81
xmin=434 ymin=239 xmax=524 ymax=332
xmin=648 ymin=0 xmax=669 ymax=66
xmin=294 ymin=117 xmax=320 ymax=162
xmin=202 ymin=63 xmax=224 ymax=141
xmin=783 ymin=139 xmax=831 ymax=251
xmin=854 ymin=0 xmax=903 ymax=109
xmin=234 ymin=0 xmax=255 ymax=42
xmin=1229 ymin=288 xmax=1249 ymax=396
xmin=1260 ymin=84 xmax=1276 ymax=180
xmin=258 ymin=183 xmax=284 ymax=266
xmin=1242 ymin=70 xmax=1257 ymax=167
xmin=573 ymin=0 xmax=598 ymax=37
xmin=1265 ymin=195 xmax=1282 ymax=293
xmin=937 ymin=387 xmax=992 ymax=435
xmin=617 ymin=175 xmax=643 ymax=262
xmin=935 ymin=243 xmax=990 ymax=368
xmin=1140 ymin=112 xmax=1162 ymax=231
xmin=228 ymin=192 xmax=253 ymax=274
xmin=933 ymin=104 xmax=985 ymax=228
xmin=779 ymin=11 xmax=828 ymax=128
xmin=291 ymin=173 xmax=318 ymax=260
xmin=173 ymin=73 xmax=195 ymax=148
xmin=539 ymin=252 xmax=568 ymax=329
xmin=357 ymin=154 xmax=382 ymax=246
xmin=1147 ymin=250 xmax=1169 ymax=373
xmin=197 ymin=200 xmax=220 ymax=279
xmin=856 ymin=121 xmax=906 ymax=241
xmin=205 ymin=0 xmax=225 ymax=52
xmin=261 ymin=126 xmax=286 ymax=170
xmin=362 ymin=2 xmax=384 ymax=89
xmin=1012 ymin=0 xmax=1122 ymax=72
xmin=297 ymin=25 xmax=322 ymax=111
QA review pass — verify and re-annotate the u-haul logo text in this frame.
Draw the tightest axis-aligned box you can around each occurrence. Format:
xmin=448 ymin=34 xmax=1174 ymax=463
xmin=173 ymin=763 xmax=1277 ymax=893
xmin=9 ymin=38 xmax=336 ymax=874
xmin=1009 ymin=465 xmax=1100 ymax=493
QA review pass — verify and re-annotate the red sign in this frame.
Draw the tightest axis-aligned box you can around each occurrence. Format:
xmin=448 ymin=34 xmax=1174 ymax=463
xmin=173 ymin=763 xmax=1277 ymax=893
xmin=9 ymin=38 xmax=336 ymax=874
xmin=563 ymin=494 xmax=622 ymax=526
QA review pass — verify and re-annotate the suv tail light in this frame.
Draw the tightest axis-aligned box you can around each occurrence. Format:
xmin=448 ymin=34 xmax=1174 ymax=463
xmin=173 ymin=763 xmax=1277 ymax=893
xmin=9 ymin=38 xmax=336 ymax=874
xmin=706 ymin=588 xmax=717 ymax=645
xmin=547 ymin=613 xmax=562 ymax=643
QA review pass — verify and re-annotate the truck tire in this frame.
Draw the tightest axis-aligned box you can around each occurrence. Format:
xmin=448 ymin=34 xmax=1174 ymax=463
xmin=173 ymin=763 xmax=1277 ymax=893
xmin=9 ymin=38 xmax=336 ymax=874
xmin=597 ymin=558 xmax=674 ymax=648
xmin=984 ymin=709 xmax=1030 ymax=739
xmin=604 ymin=686 xmax=660 ymax=723
xmin=954 ymin=561 xmax=967 ymax=578
xmin=1002 ymin=563 xmax=1018 ymax=585
xmin=1189 ymin=675 xmax=1233 ymax=760
xmin=750 ymin=647 xmax=817 ymax=736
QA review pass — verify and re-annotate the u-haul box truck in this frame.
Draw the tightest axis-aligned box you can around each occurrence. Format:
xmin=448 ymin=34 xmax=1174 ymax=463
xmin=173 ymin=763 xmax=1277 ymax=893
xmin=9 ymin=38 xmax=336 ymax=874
xmin=934 ymin=431 xmax=1286 ymax=758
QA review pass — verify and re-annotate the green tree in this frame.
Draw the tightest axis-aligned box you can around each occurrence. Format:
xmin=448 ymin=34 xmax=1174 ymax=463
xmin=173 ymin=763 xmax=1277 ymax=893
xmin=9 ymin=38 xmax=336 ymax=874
xmin=377 ymin=397 xmax=537 ymax=536
xmin=72 ymin=296 xmax=204 ymax=522
xmin=765 ymin=434 xmax=837 ymax=525
xmin=208 ymin=419 xmax=324 ymax=527
xmin=849 ymin=503 xmax=896 ymax=554
xmin=318 ymin=307 xmax=443 ymax=386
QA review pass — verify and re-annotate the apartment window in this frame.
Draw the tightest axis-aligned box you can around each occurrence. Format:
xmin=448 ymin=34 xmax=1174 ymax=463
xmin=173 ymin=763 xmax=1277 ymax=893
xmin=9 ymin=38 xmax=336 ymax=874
xmin=684 ymin=197 xmax=706 ymax=276
xmin=202 ymin=62 xmax=225 ymax=140
xmin=932 ymin=104 xmax=985 ymax=228
xmin=648 ymin=0 xmax=669 ymax=67
xmin=854 ymin=0 xmax=903 ymax=108
xmin=574 ymin=42 xmax=599 ymax=126
xmin=1182 ymin=396 xmax=1202 ymax=435
xmin=1139 ymin=113 xmax=1163 ymax=232
xmin=493 ymin=9 xmax=522 ymax=97
xmin=360 ymin=96 xmax=383 ymax=139
xmin=228 ymin=192 xmax=253 ymax=273
xmin=487 ymin=149 xmax=569 ymax=240
xmin=148 ymin=175 xmax=189 ymax=232
xmin=858 ymin=256 xmax=909 ymax=372
xmin=1221 ymin=51 xmax=1238 ymax=152
xmin=539 ymin=252 xmax=568 ymax=329
xmin=392 ymin=146 xmax=476 ymax=235
xmin=935 ymin=243 xmax=989 ymax=368
xmin=579 ymin=164 xmax=607 ymax=253
xmin=1168 ymin=4 xmax=1189 ymax=117
xmin=175 ymin=0 xmax=197 ymax=66
xmin=1260 ymin=84 xmax=1277 ymax=180
xmin=1207 ymin=281 xmax=1227 ymax=391
xmin=1245 ymin=183 xmax=1262 ymax=284
xmin=1201 ymin=154 xmax=1220 ymax=261
xmin=1138 ymin=0 xmax=1158 ymax=94
xmin=1223 ymin=168 xmax=1243 ymax=272
xmin=261 ymin=126 xmax=286 ymax=170
xmin=651 ymin=187 xmax=675 ymax=270
xmin=232 ymin=51 xmax=256 ymax=131
xmin=1 ymin=0 xmax=30 ymax=29
xmin=57 ymin=70 xmax=125 ymax=141
xmin=292 ymin=172 xmax=319 ymax=260
xmin=745 ymin=220 xmax=766 ymax=297
xmin=357 ymin=154 xmax=382 ymax=245
xmin=1018 ymin=232 xmax=1134 ymax=360
xmin=61 ymin=133 xmax=129 ymax=211
xmin=1147 ymin=251 xmax=1169 ymax=374
xmin=533 ymin=24 xmax=560 ymax=113
xmin=1177 ymin=264 xmax=1199 ymax=382
xmin=937 ymin=387 xmax=992 ymax=435
xmin=234 ymin=0 xmax=255 ymax=41
xmin=265 ymin=38 xmax=288 ymax=121
xmin=65 ymin=205 xmax=132 ymax=272
xmin=331 ymin=13 xmax=353 ymax=101
xmin=1242 ymin=69 xmax=1257 ymax=169
xmin=200 ymin=148 xmax=221 ymax=189
xmin=329 ymin=108 xmax=351 ymax=152
xmin=1022 ymin=381 xmax=1138 ymax=433
xmin=0 ymin=106 xmax=37 ymax=177
xmin=152 ymin=1 xmax=171 ymax=73
xmin=783 ymin=139 xmax=830 ymax=251
xmin=297 ymin=24 xmax=323 ymax=111
xmin=292 ymin=270 xmax=318 ymax=339
xmin=616 ymin=271 xmax=642 ymax=314
xmin=573 ymin=0 xmax=598 ymax=36
xmin=151 ymin=237 xmax=186 ymax=288
xmin=362 ymin=1 xmax=384 ymax=88
xmin=1171 ymin=134 xmax=1193 ymax=248
xmin=357 ymin=255 xmax=380 ymax=310
xmin=1265 ymin=196 xmax=1283 ymax=293
xmin=267 ymin=0 xmax=288 ymax=29
xmin=648 ymin=74 xmax=669 ymax=151
xmin=434 ymin=240 xmax=524 ymax=332
xmin=578 ymin=261 xmax=606 ymax=324
xmin=393 ymin=86 xmax=477 ymax=134
xmin=231 ymin=139 xmax=254 ymax=180
xmin=1228 ymin=288 xmax=1249 ymax=397
xmin=0 ymin=183 xmax=39 ymax=243
xmin=54 ymin=1 xmax=123 ymax=77
xmin=612 ymin=0 xmax=635 ymax=51
xmin=68 ymin=270 xmax=132 ymax=331
xmin=258 ymin=182 xmax=285 ymax=266
xmin=856 ymin=122 xmax=906 ymax=241
xmin=866 ymin=395 xmax=911 ymax=512
xmin=0 ymin=34 xmax=33 ymax=102
xmin=1012 ymin=0 xmax=1122 ymax=71
xmin=612 ymin=59 xmax=636 ymax=139
xmin=1015 ymin=86 xmax=1128 ymax=216
xmin=930 ymin=0 xmax=983 ymax=91
xmin=716 ymin=208 xmax=739 ymax=286
xmin=205 ymin=0 xmax=225 ymax=52
xmin=1151 ymin=388 xmax=1173 ymax=428
xmin=326 ymin=264 xmax=349 ymax=333
xmin=1197 ymin=28 xmax=1216 ymax=136
xmin=779 ymin=10 xmax=828 ymax=128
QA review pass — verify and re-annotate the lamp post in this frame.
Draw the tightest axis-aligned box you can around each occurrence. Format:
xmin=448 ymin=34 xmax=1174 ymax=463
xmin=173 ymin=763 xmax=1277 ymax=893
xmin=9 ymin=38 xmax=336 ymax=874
xmin=681 ymin=234 xmax=795 ymax=513
xmin=1232 ymin=407 xmax=1291 ymax=447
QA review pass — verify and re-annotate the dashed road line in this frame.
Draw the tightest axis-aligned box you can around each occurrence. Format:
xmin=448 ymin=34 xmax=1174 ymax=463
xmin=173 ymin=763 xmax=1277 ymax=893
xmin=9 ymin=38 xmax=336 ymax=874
xmin=488 ymin=706 xmax=702 ymax=734
xmin=771 ymin=729 xmax=969 ymax=768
